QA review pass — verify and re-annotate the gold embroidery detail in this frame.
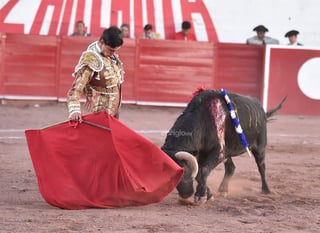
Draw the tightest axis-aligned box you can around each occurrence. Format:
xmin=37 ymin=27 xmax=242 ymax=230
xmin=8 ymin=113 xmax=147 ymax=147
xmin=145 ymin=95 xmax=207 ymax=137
xmin=74 ymin=51 xmax=104 ymax=73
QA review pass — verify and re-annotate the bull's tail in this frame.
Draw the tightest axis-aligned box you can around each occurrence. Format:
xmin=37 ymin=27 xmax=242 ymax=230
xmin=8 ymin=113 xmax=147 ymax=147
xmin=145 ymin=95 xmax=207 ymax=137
xmin=266 ymin=96 xmax=287 ymax=118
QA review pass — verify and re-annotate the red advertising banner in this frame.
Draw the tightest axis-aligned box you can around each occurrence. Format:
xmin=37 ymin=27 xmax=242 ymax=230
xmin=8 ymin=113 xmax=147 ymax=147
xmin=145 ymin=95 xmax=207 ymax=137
xmin=0 ymin=0 xmax=218 ymax=42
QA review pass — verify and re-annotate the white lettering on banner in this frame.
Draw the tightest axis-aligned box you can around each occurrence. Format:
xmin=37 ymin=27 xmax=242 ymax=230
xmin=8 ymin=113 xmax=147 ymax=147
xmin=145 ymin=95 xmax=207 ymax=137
xmin=298 ymin=58 xmax=320 ymax=100
xmin=84 ymin=0 xmax=93 ymax=33
xmin=154 ymin=0 xmax=164 ymax=39
xmin=68 ymin=0 xmax=78 ymax=34
xmin=117 ymin=10 xmax=123 ymax=28
xmin=142 ymin=0 xmax=147 ymax=28
xmin=129 ymin=0 xmax=134 ymax=37
xmin=192 ymin=12 xmax=207 ymax=41
xmin=2 ymin=0 xmax=40 ymax=34
xmin=0 ymin=0 xmax=218 ymax=41
xmin=0 ymin=0 xmax=7 ymax=9
xmin=101 ymin=0 xmax=111 ymax=30
xmin=172 ymin=0 xmax=183 ymax=32
xmin=56 ymin=0 xmax=67 ymax=35
xmin=40 ymin=5 xmax=54 ymax=35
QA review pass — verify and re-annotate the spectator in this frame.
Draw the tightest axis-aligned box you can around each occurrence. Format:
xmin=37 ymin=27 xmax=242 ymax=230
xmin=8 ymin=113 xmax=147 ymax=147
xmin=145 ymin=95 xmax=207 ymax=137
xmin=70 ymin=20 xmax=91 ymax=37
xmin=285 ymin=30 xmax=303 ymax=46
xmin=246 ymin=25 xmax=279 ymax=45
xmin=120 ymin=23 xmax=130 ymax=38
xmin=173 ymin=21 xmax=196 ymax=41
xmin=140 ymin=24 xmax=161 ymax=39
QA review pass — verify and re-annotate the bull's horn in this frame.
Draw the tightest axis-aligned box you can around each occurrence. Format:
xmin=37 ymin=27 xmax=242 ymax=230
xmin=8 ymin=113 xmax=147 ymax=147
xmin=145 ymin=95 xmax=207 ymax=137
xmin=174 ymin=151 xmax=198 ymax=179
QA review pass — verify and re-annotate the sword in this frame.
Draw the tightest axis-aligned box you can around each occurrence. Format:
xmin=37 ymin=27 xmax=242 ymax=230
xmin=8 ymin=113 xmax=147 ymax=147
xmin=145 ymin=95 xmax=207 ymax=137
xmin=41 ymin=120 xmax=111 ymax=131
xmin=81 ymin=120 xmax=111 ymax=131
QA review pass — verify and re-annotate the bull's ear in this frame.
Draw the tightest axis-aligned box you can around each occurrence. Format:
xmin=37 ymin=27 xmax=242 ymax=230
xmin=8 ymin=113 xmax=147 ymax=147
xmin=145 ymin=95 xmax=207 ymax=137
xmin=174 ymin=151 xmax=198 ymax=179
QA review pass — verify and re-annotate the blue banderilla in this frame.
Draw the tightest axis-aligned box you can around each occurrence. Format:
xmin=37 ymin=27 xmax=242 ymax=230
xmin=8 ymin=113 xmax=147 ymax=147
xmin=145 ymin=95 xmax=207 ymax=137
xmin=221 ymin=88 xmax=253 ymax=157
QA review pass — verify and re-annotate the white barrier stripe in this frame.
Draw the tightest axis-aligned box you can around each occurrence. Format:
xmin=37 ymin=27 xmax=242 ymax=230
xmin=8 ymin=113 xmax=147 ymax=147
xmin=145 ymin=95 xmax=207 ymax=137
xmin=0 ymin=129 xmax=320 ymax=137
xmin=1 ymin=95 xmax=57 ymax=100
xmin=0 ymin=130 xmax=169 ymax=140
xmin=135 ymin=130 xmax=168 ymax=134
xmin=0 ymin=129 xmax=25 ymax=132
xmin=0 ymin=136 xmax=25 ymax=139
xmin=0 ymin=129 xmax=168 ymax=132
xmin=0 ymin=129 xmax=319 ymax=138
xmin=3 ymin=136 xmax=319 ymax=145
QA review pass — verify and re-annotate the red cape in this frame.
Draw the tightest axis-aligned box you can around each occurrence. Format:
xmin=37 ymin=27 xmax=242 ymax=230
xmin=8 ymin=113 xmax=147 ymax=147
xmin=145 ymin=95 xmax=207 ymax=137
xmin=25 ymin=112 xmax=183 ymax=209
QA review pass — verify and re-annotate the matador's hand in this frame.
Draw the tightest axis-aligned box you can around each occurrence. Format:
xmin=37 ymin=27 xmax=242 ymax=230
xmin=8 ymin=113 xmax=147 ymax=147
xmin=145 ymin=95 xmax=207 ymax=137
xmin=69 ymin=111 xmax=82 ymax=122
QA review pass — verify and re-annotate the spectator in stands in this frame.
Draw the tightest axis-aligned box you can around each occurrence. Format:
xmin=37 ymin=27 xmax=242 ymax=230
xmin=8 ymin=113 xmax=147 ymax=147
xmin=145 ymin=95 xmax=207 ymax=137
xmin=120 ymin=23 xmax=130 ymax=38
xmin=70 ymin=20 xmax=91 ymax=37
xmin=246 ymin=25 xmax=279 ymax=45
xmin=285 ymin=30 xmax=303 ymax=46
xmin=140 ymin=24 xmax=161 ymax=39
xmin=173 ymin=21 xmax=196 ymax=41
xmin=67 ymin=26 xmax=124 ymax=121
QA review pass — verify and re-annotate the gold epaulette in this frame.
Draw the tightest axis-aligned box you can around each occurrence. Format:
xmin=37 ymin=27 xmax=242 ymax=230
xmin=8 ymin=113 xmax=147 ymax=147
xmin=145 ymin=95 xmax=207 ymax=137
xmin=74 ymin=51 xmax=104 ymax=73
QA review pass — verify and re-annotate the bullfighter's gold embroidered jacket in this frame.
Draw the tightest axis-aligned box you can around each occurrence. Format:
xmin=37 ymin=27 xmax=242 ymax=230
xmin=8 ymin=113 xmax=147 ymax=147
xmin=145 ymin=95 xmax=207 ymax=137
xmin=67 ymin=41 xmax=124 ymax=118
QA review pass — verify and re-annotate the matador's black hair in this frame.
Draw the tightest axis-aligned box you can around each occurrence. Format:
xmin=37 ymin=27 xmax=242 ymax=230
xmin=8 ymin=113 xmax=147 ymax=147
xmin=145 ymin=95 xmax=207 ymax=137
xmin=100 ymin=26 xmax=123 ymax=48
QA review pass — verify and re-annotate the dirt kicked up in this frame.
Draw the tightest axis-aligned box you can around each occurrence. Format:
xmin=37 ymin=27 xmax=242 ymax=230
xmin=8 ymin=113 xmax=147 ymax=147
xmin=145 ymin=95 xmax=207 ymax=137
xmin=0 ymin=102 xmax=319 ymax=233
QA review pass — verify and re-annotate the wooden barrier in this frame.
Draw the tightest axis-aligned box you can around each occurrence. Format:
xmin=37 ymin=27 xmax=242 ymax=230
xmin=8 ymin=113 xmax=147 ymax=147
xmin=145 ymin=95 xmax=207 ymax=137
xmin=1 ymin=33 xmax=319 ymax=115
xmin=5 ymin=33 xmax=305 ymax=112
xmin=0 ymin=33 xmax=264 ymax=104
xmin=135 ymin=39 xmax=214 ymax=104
xmin=118 ymin=38 xmax=137 ymax=102
xmin=0 ymin=33 xmax=58 ymax=99
xmin=214 ymin=43 xmax=264 ymax=100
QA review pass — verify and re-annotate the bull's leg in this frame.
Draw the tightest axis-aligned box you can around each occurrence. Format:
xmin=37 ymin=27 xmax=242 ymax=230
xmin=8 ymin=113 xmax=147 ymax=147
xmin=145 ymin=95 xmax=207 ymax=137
xmin=206 ymin=186 xmax=213 ymax=201
xmin=195 ymin=168 xmax=215 ymax=203
xmin=252 ymin=149 xmax=270 ymax=194
xmin=194 ymin=147 xmax=221 ymax=203
xmin=218 ymin=157 xmax=235 ymax=195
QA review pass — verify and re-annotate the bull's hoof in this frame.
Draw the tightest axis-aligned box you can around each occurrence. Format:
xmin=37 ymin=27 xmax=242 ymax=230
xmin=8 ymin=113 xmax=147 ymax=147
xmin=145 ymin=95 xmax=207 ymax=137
xmin=178 ymin=196 xmax=196 ymax=206
xmin=262 ymin=189 xmax=271 ymax=195
xmin=218 ymin=184 xmax=228 ymax=193
xmin=218 ymin=191 xmax=228 ymax=197
xmin=194 ymin=195 xmax=207 ymax=204
xmin=262 ymin=184 xmax=271 ymax=194
xmin=207 ymin=192 xmax=214 ymax=201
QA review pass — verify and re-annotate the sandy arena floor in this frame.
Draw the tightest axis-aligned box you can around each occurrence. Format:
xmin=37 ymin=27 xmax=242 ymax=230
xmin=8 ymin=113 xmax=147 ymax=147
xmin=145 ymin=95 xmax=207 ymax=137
xmin=0 ymin=101 xmax=319 ymax=233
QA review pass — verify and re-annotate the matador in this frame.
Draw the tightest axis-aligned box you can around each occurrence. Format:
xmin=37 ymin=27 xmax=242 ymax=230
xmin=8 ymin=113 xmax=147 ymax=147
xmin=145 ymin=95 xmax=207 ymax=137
xmin=67 ymin=26 xmax=124 ymax=120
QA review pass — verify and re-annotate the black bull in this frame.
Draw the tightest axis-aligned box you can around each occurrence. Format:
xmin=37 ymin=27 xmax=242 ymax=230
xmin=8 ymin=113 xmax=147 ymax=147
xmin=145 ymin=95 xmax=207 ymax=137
xmin=161 ymin=89 xmax=286 ymax=203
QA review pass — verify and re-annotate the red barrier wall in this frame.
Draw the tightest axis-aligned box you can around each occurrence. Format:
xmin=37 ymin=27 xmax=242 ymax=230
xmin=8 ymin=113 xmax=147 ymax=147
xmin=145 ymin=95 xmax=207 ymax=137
xmin=0 ymin=33 xmax=264 ymax=105
xmin=1 ymin=33 xmax=319 ymax=115
xmin=1 ymin=34 xmax=58 ymax=98
xmin=135 ymin=39 xmax=214 ymax=104
xmin=118 ymin=39 xmax=137 ymax=102
xmin=214 ymin=43 xmax=264 ymax=100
